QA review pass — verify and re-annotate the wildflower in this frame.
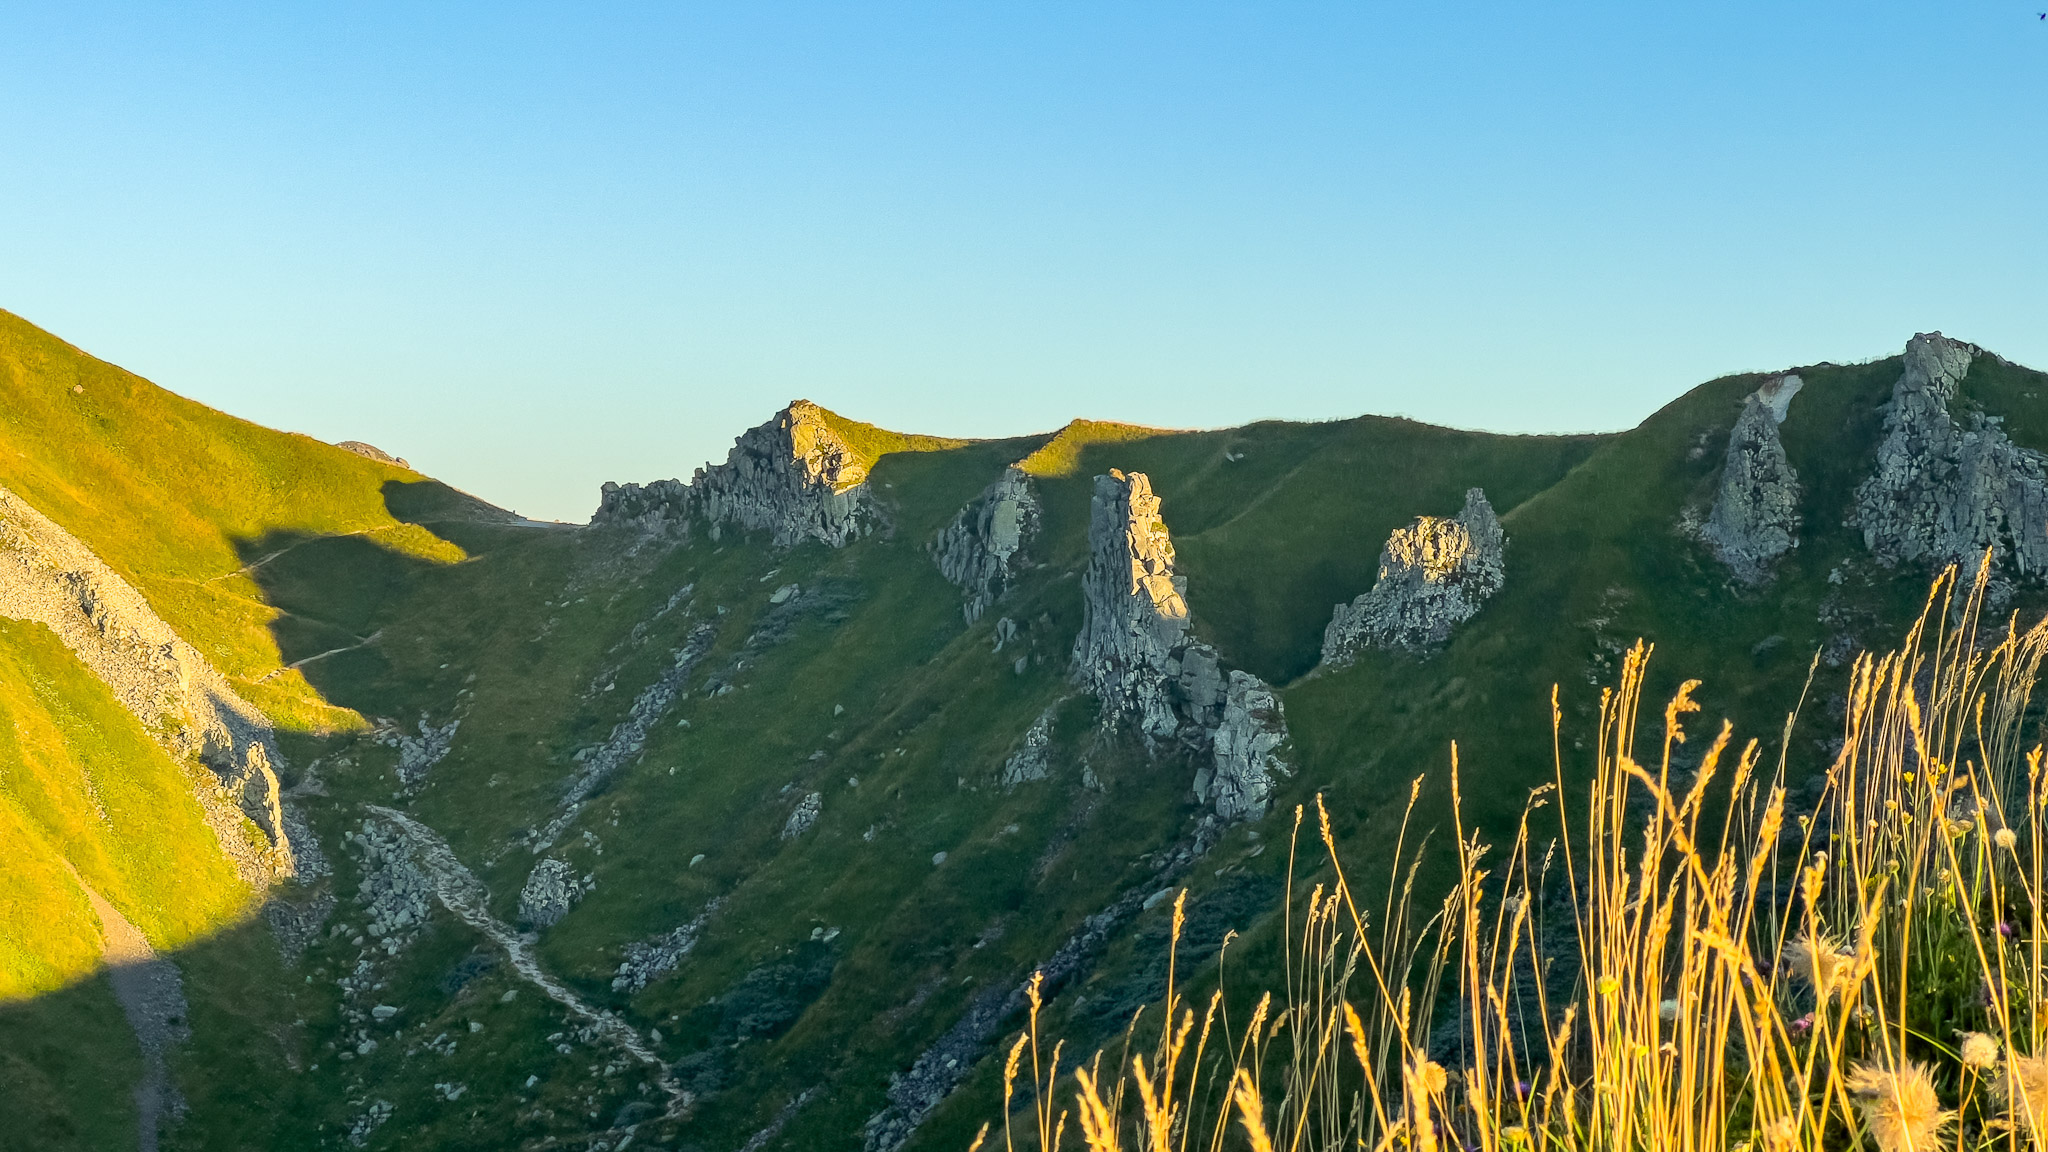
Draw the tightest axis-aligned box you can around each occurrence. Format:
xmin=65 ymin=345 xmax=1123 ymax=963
xmin=1959 ymin=1031 xmax=2001 ymax=1069
xmin=1845 ymin=1062 xmax=1953 ymax=1152
xmin=1596 ymin=975 xmax=1620 ymax=997
xmin=1513 ymin=1080 xmax=1531 ymax=1099
xmin=1997 ymin=827 xmax=2020 ymax=851
xmin=2004 ymin=1050 xmax=2048 ymax=1137
xmin=1789 ymin=1012 xmax=1814 ymax=1037
xmin=2000 ymin=921 xmax=2017 ymax=940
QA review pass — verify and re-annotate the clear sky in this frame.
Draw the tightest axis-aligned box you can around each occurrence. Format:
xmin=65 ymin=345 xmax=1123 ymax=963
xmin=1 ymin=2 xmax=2042 ymax=522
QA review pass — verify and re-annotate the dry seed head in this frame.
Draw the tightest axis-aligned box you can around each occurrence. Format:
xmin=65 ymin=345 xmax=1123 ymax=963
xmin=1785 ymin=932 xmax=1862 ymax=1000
xmin=1846 ymin=1062 xmax=1953 ymax=1152
xmin=2004 ymin=1050 xmax=2048 ymax=1134
xmin=1959 ymin=1031 xmax=2001 ymax=1069
xmin=1997 ymin=827 xmax=2019 ymax=851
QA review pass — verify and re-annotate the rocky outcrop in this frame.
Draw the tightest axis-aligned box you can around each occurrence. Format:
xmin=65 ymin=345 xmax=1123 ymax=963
xmin=0 ymin=484 xmax=296 ymax=881
xmin=1703 ymin=374 xmax=1804 ymax=583
xmin=1321 ymin=488 xmax=1506 ymax=662
xmin=336 ymin=441 xmax=409 ymax=469
xmin=932 ymin=468 xmax=1041 ymax=622
xmin=1200 ymin=672 xmax=1288 ymax=821
xmin=593 ymin=400 xmax=878 ymax=547
xmin=517 ymin=858 xmax=592 ymax=929
xmin=781 ymin=792 xmax=823 ymax=839
xmin=384 ymin=714 xmax=460 ymax=788
xmin=1854 ymin=333 xmax=2048 ymax=578
xmin=612 ymin=899 xmax=722 ymax=993
xmin=1071 ymin=470 xmax=1191 ymax=740
xmin=1070 ymin=470 xmax=1288 ymax=818
xmin=999 ymin=705 xmax=1058 ymax=786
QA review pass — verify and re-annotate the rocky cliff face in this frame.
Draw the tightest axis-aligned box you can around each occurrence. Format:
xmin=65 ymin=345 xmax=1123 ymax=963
xmin=1703 ymin=374 xmax=1804 ymax=583
xmin=1071 ymin=470 xmax=1192 ymax=740
xmin=1854 ymin=333 xmax=2048 ymax=579
xmin=0 ymin=484 xmax=297 ymax=881
xmin=1070 ymin=470 xmax=1288 ymax=818
xmin=931 ymin=468 xmax=1041 ymax=622
xmin=1322 ymin=488 xmax=1507 ymax=662
xmin=593 ymin=401 xmax=877 ymax=547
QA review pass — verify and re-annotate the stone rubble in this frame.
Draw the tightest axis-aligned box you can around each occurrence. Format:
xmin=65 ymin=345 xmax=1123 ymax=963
xmin=0 ymin=483 xmax=298 ymax=881
xmin=1854 ymin=332 xmax=2048 ymax=579
xmin=612 ymin=899 xmax=723 ymax=993
xmin=781 ymin=791 xmax=823 ymax=839
xmin=1321 ymin=488 xmax=1507 ymax=662
xmin=518 ymin=858 xmax=593 ymax=930
xmin=1702 ymin=374 xmax=1804 ymax=584
xmin=1069 ymin=470 xmax=1290 ymax=819
xmin=382 ymin=714 xmax=460 ymax=788
xmin=530 ymin=622 xmax=717 ymax=853
xmin=931 ymin=467 xmax=1042 ymax=622
xmin=594 ymin=400 xmax=878 ymax=547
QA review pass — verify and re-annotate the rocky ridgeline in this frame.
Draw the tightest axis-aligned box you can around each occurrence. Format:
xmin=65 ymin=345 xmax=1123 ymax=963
xmin=1703 ymin=374 xmax=1805 ymax=584
xmin=931 ymin=467 xmax=1041 ymax=622
xmin=1321 ymin=488 xmax=1506 ymax=662
xmin=1070 ymin=470 xmax=1288 ymax=819
xmin=595 ymin=400 xmax=878 ymax=547
xmin=0 ymin=484 xmax=298 ymax=882
xmin=1855 ymin=332 xmax=2048 ymax=579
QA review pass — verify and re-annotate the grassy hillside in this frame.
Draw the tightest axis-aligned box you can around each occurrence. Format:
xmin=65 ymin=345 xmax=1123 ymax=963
xmin=7 ymin=321 xmax=2048 ymax=1151
xmin=0 ymin=619 xmax=252 ymax=1000
xmin=0 ymin=309 xmax=464 ymax=731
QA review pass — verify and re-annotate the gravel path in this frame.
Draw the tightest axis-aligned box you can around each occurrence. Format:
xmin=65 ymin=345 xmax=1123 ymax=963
xmin=363 ymin=806 xmax=689 ymax=1115
xmin=64 ymin=864 xmax=188 ymax=1152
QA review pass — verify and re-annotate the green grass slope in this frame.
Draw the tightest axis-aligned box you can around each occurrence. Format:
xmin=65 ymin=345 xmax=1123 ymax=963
xmin=0 ymin=309 xmax=465 ymax=731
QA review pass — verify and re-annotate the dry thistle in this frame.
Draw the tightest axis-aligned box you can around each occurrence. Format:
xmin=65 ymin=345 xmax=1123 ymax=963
xmin=1783 ymin=931 xmax=1862 ymax=1001
xmin=1845 ymin=1062 xmax=1953 ymax=1152
xmin=1959 ymin=1031 xmax=2002 ymax=1070
xmin=2003 ymin=1050 xmax=2048 ymax=1137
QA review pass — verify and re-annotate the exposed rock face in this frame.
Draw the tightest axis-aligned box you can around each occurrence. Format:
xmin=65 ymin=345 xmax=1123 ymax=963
xmin=1854 ymin=333 xmax=2048 ymax=578
xmin=336 ymin=441 xmax=409 ymax=469
xmin=593 ymin=400 xmax=877 ymax=547
xmin=1321 ymin=488 xmax=1507 ymax=662
xmin=1703 ymin=374 xmax=1804 ymax=583
xmin=1069 ymin=470 xmax=1288 ymax=818
xmin=518 ymin=858 xmax=592 ymax=929
xmin=1201 ymin=672 xmax=1288 ymax=821
xmin=1071 ymin=470 xmax=1191 ymax=740
xmin=999 ymin=705 xmax=1057 ymax=786
xmin=932 ymin=468 xmax=1041 ymax=622
xmin=0 ymin=484 xmax=296 ymax=881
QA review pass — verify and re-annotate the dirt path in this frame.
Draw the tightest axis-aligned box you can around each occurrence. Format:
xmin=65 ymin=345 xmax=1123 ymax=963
xmin=62 ymin=863 xmax=188 ymax=1152
xmin=363 ymin=806 xmax=689 ymax=1116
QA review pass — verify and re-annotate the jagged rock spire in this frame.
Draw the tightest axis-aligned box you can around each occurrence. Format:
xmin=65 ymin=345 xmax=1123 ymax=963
xmin=1855 ymin=333 xmax=2048 ymax=578
xmin=1703 ymin=373 xmax=1803 ymax=584
xmin=1321 ymin=488 xmax=1507 ymax=662
xmin=594 ymin=399 xmax=877 ymax=547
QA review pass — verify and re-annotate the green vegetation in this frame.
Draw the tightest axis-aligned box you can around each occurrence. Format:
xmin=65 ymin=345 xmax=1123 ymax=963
xmin=0 ymin=619 xmax=251 ymax=1000
xmin=4 ymin=312 xmax=2048 ymax=1151
xmin=0 ymin=309 xmax=463 ymax=732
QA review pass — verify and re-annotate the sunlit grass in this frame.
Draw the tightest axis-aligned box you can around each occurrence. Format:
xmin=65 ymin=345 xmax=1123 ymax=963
xmin=995 ymin=560 xmax=2048 ymax=1152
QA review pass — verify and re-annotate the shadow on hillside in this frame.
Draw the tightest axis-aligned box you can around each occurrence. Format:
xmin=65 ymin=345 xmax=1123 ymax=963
xmin=231 ymin=479 xmax=559 ymax=721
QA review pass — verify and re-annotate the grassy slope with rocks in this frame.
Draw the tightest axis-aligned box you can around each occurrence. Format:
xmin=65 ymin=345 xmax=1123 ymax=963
xmin=5 ymin=314 xmax=2048 ymax=1152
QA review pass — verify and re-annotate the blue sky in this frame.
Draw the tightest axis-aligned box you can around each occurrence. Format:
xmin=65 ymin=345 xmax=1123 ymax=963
xmin=1 ymin=2 xmax=2042 ymax=521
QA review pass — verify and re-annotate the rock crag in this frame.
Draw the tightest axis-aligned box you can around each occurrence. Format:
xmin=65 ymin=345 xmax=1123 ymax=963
xmin=594 ymin=400 xmax=878 ymax=547
xmin=932 ymin=467 xmax=1041 ymax=622
xmin=1070 ymin=470 xmax=1288 ymax=818
xmin=1854 ymin=333 xmax=2048 ymax=579
xmin=1321 ymin=488 xmax=1506 ymax=662
xmin=0 ymin=484 xmax=296 ymax=881
xmin=1703 ymin=374 xmax=1804 ymax=584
